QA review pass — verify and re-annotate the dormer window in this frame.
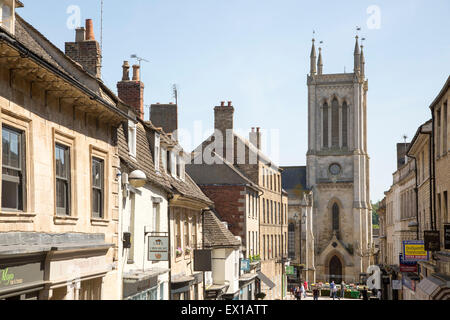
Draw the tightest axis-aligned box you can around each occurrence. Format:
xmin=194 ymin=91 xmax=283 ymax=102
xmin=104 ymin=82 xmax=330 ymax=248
xmin=0 ymin=0 xmax=15 ymax=35
xmin=154 ymin=133 xmax=160 ymax=172
xmin=170 ymin=151 xmax=176 ymax=177
xmin=128 ymin=120 xmax=136 ymax=158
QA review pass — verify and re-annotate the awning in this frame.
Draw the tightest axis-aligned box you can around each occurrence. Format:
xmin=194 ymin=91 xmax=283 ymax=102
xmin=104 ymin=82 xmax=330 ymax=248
xmin=416 ymin=274 xmax=450 ymax=300
xmin=256 ymin=271 xmax=275 ymax=289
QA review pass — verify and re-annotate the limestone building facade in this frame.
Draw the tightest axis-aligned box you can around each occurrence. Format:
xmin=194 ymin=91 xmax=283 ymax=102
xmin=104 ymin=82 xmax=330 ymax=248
xmin=306 ymin=37 xmax=373 ymax=284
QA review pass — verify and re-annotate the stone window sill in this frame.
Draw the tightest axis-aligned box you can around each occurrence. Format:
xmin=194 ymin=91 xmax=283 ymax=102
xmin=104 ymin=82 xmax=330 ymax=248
xmin=0 ymin=211 xmax=36 ymax=222
xmin=91 ymin=218 xmax=110 ymax=226
xmin=54 ymin=215 xmax=78 ymax=225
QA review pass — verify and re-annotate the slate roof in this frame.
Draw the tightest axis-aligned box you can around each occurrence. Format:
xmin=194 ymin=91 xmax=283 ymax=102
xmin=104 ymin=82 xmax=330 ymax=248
xmin=280 ymin=166 xmax=308 ymax=191
xmin=118 ymin=120 xmax=212 ymax=205
xmin=203 ymin=210 xmax=241 ymax=248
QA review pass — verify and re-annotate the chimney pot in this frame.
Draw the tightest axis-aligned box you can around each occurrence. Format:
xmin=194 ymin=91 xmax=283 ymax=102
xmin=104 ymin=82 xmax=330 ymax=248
xmin=75 ymin=27 xmax=85 ymax=42
xmin=132 ymin=65 xmax=140 ymax=81
xmin=122 ymin=61 xmax=130 ymax=81
xmin=221 ymin=101 xmax=225 ymax=107
xmin=228 ymin=101 xmax=232 ymax=107
xmin=256 ymin=127 xmax=260 ymax=133
xmin=85 ymin=19 xmax=95 ymax=41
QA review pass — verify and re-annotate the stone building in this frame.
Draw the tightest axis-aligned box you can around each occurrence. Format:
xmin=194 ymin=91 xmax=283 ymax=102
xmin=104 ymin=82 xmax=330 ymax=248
xmin=281 ymin=166 xmax=315 ymax=287
xmin=410 ymin=76 xmax=450 ymax=300
xmin=0 ymin=3 xmax=133 ymax=300
xmin=382 ymin=142 xmax=418 ymax=299
xmin=187 ymin=102 xmax=288 ymax=300
xmin=306 ymin=37 xmax=373 ymax=284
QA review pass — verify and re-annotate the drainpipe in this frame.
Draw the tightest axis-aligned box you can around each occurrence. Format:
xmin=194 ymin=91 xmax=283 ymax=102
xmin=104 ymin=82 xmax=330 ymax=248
xmin=167 ymin=193 xmax=174 ymax=300
xmin=431 ymin=112 xmax=437 ymax=231
xmin=422 ymin=131 xmax=434 ymax=231
xmin=201 ymin=208 xmax=210 ymax=300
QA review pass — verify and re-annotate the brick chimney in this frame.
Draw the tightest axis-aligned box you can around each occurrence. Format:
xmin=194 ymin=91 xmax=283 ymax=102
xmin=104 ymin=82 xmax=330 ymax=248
xmin=150 ymin=103 xmax=178 ymax=140
xmin=397 ymin=143 xmax=410 ymax=169
xmin=65 ymin=19 xmax=102 ymax=78
xmin=214 ymin=101 xmax=234 ymax=134
xmin=117 ymin=62 xmax=145 ymax=120
xmin=249 ymin=127 xmax=262 ymax=150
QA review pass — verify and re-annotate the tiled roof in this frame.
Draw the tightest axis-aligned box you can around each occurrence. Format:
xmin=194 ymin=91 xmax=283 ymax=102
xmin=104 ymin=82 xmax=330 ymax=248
xmin=118 ymin=120 xmax=212 ymax=204
xmin=203 ymin=210 xmax=241 ymax=248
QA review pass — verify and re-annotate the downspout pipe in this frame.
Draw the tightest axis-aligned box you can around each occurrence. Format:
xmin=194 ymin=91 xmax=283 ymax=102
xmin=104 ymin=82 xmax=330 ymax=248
xmin=407 ymin=155 xmax=420 ymax=240
xmin=431 ymin=111 xmax=437 ymax=231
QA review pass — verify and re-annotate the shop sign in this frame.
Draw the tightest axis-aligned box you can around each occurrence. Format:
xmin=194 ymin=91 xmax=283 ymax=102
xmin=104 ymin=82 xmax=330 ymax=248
xmin=444 ymin=225 xmax=450 ymax=250
xmin=403 ymin=240 xmax=428 ymax=262
xmin=285 ymin=266 xmax=295 ymax=275
xmin=194 ymin=249 xmax=212 ymax=272
xmin=148 ymin=236 xmax=169 ymax=261
xmin=424 ymin=230 xmax=440 ymax=252
xmin=0 ymin=261 xmax=44 ymax=290
xmin=399 ymin=254 xmax=417 ymax=273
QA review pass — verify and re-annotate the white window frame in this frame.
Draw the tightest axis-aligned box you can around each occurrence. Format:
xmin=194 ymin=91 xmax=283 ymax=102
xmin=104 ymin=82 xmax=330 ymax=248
xmin=128 ymin=121 xmax=137 ymax=158
xmin=154 ymin=133 xmax=160 ymax=172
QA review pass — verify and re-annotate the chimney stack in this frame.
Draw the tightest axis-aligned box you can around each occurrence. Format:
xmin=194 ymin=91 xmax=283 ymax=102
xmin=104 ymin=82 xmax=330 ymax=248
xmin=150 ymin=104 xmax=178 ymax=140
xmin=65 ymin=19 xmax=102 ymax=78
xmin=117 ymin=61 xmax=145 ymax=120
xmin=249 ymin=127 xmax=262 ymax=150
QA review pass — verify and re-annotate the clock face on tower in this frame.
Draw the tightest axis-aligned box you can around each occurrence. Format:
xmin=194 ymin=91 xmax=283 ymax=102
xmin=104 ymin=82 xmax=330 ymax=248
xmin=329 ymin=163 xmax=342 ymax=176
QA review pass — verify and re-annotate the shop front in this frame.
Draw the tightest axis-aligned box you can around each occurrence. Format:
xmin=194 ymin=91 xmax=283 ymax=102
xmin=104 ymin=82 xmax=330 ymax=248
xmin=0 ymin=253 xmax=46 ymax=300
xmin=238 ymin=273 xmax=257 ymax=300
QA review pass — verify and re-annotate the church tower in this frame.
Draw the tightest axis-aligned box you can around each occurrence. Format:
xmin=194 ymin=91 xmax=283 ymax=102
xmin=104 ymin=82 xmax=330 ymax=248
xmin=306 ymin=36 xmax=372 ymax=284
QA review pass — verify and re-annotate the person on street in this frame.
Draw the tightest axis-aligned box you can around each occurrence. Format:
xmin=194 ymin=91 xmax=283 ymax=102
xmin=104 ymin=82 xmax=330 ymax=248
xmin=340 ymin=281 xmax=346 ymax=299
xmin=295 ymin=286 xmax=301 ymax=300
xmin=360 ymin=286 xmax=369 ymax=301
xmin=313 ymin=286 xmax=320 ymax=300
xmin=330 ymin=281 xmax=335 ymax=299
xmin=377 ymin=289 xmax=382 ymax=300
xmin=300 ymin=284 xmax=306 ymax=299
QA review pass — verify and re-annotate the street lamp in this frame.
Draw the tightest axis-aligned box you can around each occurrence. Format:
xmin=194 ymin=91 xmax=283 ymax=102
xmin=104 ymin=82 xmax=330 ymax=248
xmin=129 ymin=170 xmax=147 ymax=188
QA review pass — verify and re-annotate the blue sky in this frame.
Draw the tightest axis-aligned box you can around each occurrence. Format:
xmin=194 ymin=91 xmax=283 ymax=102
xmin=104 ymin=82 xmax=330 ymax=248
xmin=18 ymin=0 xmax=450 ymax=202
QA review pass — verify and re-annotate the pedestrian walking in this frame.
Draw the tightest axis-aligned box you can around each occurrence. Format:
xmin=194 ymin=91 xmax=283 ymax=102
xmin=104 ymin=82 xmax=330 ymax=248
xmin=330 ymin=281 xmax=335 ymax=299
xmin=340 ymin=281 xmax=346 ymax=299
xmin=304 ymin=281 xmax=308 ymax=291
xmin=377 ymin=289 xmax=382 ymax=300
xmin=313 ymin=286 xmax=320 ymax=301
xmin=295 ymin=286 xmax=301 ymax=300
xmin=300 ymin=283 xmax=306 ymax=299
xmin=360 ymin=286 xmax=368 ymax=301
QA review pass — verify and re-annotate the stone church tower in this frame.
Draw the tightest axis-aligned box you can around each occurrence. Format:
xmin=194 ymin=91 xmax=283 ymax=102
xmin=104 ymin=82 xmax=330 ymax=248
xmin=306 ymin=36 xmax=372 ymax=284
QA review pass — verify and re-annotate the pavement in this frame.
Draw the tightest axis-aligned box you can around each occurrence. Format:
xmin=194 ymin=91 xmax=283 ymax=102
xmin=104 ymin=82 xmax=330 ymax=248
xmin=286 ymin=292 xmax=359 ymax=301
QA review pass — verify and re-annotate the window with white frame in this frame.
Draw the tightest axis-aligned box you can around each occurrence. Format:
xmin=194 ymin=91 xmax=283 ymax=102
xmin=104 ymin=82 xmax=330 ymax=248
xmin=154 ymin=133 xmax=160 ymax=172
xmin=161 ymin=147 xmax=167 ymax=172
xmin=152 ymin=203 xmax=160 ymax=232
xmin=128 ymin=121 xmax=136 ymax=158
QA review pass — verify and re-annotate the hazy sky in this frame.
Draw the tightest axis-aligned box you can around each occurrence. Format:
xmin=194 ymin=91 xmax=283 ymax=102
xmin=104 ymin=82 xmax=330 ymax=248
xmin=18 ymin=0 xmax=450 ymax=202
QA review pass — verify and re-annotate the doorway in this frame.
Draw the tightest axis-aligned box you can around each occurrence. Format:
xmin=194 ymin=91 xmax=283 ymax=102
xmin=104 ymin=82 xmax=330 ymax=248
xmin=329 ymin=256 xmax=343 ymax=284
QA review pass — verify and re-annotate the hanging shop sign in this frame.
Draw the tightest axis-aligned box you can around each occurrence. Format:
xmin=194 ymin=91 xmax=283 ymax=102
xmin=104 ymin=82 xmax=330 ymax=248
xmin=444 ymin=225 xmax=450 ymax=250
xmin=148 ymin=236 xmax=169 ymax=261
xmin=285 ymin=266 xmax=295 ymax=275
xmin=403 ymin=240 xmax=428 ymax=262
xmin=424 ymin=230 xmax=440 ymax=252
xmin=399 ymin=254 xmax=417 ymax=273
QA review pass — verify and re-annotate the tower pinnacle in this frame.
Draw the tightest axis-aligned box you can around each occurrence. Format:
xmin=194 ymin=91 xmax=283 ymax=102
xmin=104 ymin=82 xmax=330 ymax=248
xmin=310 ymin=38 xmax=317 ymax=76
xmin=354 ymin=36 xmax=361 ymax=74
xmin=317 ymin=47 xmax=323 ymax=75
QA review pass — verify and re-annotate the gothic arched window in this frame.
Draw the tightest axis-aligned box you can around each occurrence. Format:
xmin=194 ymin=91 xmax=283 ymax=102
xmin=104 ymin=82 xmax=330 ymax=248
xmin=342 ymin=101 xmax=348 ymax=148
xmin=331 ymin=98 xmax=339 ymax=147
xmin=332 ymin=203 xmax=339 ymax=231
xmin=323 ymin=102 xmax=329 ymax=148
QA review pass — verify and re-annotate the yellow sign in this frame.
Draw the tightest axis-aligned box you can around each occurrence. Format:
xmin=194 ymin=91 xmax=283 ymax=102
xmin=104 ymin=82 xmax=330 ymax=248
xmin=403 ymin=241 xmax=428 ymax=261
